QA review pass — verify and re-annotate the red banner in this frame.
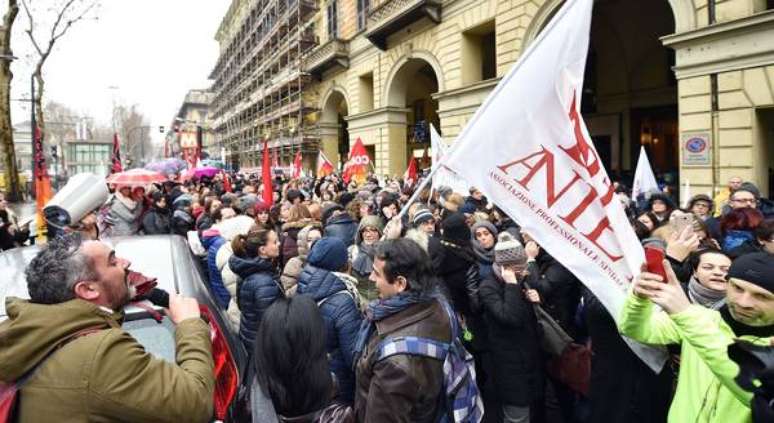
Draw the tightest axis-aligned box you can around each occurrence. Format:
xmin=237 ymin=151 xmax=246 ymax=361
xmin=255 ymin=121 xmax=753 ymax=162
xmin=262 ymin=141 xmax=273 ymax=207
xmin=342 ymin=138 xmax=370 ymax=185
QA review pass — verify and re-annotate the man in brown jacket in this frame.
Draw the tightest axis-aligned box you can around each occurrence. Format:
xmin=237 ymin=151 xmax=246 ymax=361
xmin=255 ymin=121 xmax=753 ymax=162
xmin=0 ymin=236 xmax=214 ymax=423
xmin=353 ymin=238 xmax=451 ymax=422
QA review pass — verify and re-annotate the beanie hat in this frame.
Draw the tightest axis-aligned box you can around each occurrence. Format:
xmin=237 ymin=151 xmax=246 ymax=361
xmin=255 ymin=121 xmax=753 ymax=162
xmin=307 ymin=237 xmax=349 ymax=272
xmin=494 ymin=232 xmax=526 ymax=266
xmin=436 ymin=186 xmax=452 ymax=207
xmin=413 ymin=208 xmax=434 ymax=226
xmin=728 ymin=252 xmax=774 ymax=293
xmin=735 ymin=182 xmax=761 ymax=200
xmin=441 ymin=212 xmax=471 ymax=247
xmin=459 ymin=202 xmax=476 ymax=215
xmin=688 ymin=194 xmax=713 ymax=210
xmin=471 ymin=221 xmax=498 ymax=241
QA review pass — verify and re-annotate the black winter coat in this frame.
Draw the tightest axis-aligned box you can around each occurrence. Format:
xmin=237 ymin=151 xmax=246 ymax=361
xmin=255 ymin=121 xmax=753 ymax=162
xmin=230 ymin=255 xmax=284 ymax=352
xmin=297 ymin=265 xmax=363 ymax=404
xmin=582 ymin=290 xmax=673 ymax=423
xmin=141 ymin=207 xmax=170 ymax=235
xmin=524 ymin=251 xmax=581 ymax=338
xmin=479 ymin=273 xmax=543 ymax=406
xmin=323 ymin=214 xmax=358 ymax=248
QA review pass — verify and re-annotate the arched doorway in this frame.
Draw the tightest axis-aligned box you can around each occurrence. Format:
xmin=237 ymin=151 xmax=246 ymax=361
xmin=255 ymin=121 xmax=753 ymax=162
xmin=320 ymin=89 xmax=350 ymax=169
xmin=386 ymin=57 xmax=441 ymax=173
xmin=533 ymin=0 xmax=678 ymax=193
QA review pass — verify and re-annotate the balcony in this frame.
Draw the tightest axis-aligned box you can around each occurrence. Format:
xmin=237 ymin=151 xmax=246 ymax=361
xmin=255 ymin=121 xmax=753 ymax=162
xmin=303 ymin=38 xmax=349 ymax=78
xmin=365 ymin=0 xmax=442 ymax=50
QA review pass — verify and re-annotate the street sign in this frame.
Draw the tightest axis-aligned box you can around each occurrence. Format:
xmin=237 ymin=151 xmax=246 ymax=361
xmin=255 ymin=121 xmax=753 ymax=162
xmin=681 ymin=132 xmax=711 ymax=166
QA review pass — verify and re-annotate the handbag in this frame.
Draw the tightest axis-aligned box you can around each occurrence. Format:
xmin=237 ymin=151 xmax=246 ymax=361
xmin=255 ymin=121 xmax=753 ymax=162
xmin=532 ymin=304 xmax=573 ymax=357
xmin=0 ymin=326 xmax=103 ymax=423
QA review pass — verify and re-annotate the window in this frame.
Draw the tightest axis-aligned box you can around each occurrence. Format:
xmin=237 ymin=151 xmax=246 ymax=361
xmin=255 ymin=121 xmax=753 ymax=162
xmin=357 ymin=0 xmax=369 ymax=31
xmin=461 ymin=21 xmax=496 ymax=85
xmin=327 ymin=0 xmax=338 ymax=39
xmin=359 ymin=73 xmax=374 ymax=112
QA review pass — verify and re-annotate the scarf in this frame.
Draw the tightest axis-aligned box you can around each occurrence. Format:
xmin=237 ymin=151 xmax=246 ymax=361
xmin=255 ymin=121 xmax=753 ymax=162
xmin=352 ymin=242 xmax=377 ymax=276
xmin=115 ymin=192 xmax=138 ymax=211
xmin=687 ymin=277 xmax=726 ymax=310
xmin=352 ymin=290 xmax=436 ymax=363
xmin=471 ymin=240 xmax=494 ymax=266
xmin=720 ymin=305 xmax=774 ymax=338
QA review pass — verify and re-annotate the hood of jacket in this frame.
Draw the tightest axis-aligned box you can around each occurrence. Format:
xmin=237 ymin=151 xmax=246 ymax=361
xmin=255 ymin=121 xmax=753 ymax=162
xmin=228 ymin=254 xmax=275 ymax=280
xmin=201 ymin=231 xmax=223 ymax=250
xmin=297 ymin=264 xmax=347 ymax=302
xmin=281 ymin=218 xmax=317 ymax=232
xmin=0 ymin=297 xmax=121 ymax=381
xmin=354 ymin=215 xmax=384 ymax=245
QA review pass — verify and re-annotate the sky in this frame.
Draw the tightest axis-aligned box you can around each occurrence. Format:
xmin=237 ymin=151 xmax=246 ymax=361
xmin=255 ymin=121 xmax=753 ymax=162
xmin=4 ymin=0 xmax=231 ymax=145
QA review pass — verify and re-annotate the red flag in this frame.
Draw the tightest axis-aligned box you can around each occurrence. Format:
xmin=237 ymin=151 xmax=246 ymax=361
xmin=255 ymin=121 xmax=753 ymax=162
xmin=342 ymin=138 xmax=370 ymax=185
xmin=33 ymin=126 xmax=52 ymax=242
xmin=111 ymin=133 xmax=123 ymax=173
xmin=221 ymin=170 xmax=233 ymax=193
xmin=403 ymin=156 xmax=417 ymax=186
xmin=293 ymin=150 xmax=302 ymax=179
xmin=317 ymin=151 xmax=334 ymax=178
xmin=262 ymin=141 xmax=273 ymax=207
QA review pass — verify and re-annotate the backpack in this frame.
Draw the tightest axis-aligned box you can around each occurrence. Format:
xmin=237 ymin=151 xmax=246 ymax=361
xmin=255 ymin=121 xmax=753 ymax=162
xmin=372 ymin=300 xmax=484 ymax=423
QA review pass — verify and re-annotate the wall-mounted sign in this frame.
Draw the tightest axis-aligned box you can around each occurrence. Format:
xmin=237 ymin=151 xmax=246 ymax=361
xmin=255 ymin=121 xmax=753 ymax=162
xmin=682 ymin=132 xmax=711 ymax=166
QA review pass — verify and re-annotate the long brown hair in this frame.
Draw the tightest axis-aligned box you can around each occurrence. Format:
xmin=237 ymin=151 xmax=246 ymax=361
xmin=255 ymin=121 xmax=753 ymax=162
xmin=232 ymin=225 xmax=274 ymax=258
xmin=286 ymin=204 xmax=312 ymax=223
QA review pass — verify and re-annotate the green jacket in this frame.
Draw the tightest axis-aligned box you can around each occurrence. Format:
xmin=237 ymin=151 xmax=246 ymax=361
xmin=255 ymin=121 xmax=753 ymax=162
xmin=618 ymin=294 xmax=769 ymax=423
xmin=0 ymin=297 xmax=214 ymax=423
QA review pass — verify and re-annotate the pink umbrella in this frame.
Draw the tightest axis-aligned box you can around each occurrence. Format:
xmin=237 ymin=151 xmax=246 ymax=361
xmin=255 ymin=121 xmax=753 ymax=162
xmin=106 ymin=168 xmax=167 ymax=187
xmin=182 ymin=166 xmax=220 ymax=181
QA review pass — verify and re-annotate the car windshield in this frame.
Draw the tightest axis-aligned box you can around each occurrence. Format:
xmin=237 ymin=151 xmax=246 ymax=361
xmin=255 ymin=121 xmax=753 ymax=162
xmin=123 ymin=315 xmax=176 ymax=363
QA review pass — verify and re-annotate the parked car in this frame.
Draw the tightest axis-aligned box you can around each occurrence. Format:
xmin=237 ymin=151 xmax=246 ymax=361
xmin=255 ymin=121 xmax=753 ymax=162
xmin=0 ymin=234 xmax=278 ymax=422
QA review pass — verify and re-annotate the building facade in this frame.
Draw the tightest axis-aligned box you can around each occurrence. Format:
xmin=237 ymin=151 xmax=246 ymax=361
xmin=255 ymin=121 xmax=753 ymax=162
xmin=210 ymin=0 xmax=320 ymax=171
xmin=172 ymin=89 xmax=216 ymax=162
xmin=213 ymin=0 xmax=774 ymax=199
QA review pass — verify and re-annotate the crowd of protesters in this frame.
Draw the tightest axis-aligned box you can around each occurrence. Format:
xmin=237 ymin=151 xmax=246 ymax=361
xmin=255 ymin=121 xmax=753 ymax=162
xmin=1 ymin=168 xmax=773 ymax=423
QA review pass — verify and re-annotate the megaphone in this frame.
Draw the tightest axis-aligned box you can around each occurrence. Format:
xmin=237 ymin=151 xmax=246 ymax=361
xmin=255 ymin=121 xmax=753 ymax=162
xmin=44 ymin=173 xmax=109 ymax=230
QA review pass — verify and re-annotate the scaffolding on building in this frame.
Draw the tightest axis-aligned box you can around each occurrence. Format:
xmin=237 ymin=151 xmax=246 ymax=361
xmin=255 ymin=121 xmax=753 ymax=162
xmin=210 ymin=0 xmax=320 ymax=170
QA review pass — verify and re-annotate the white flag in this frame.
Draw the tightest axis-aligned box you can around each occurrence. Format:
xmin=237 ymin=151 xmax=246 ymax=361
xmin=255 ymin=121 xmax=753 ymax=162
xmin=430 ymin=124 xmax=469 ymax=195
xmin=632 ymin=146 xmax=660 ymax=200
xmin=443 ymin=0 xmax=665 ymax=370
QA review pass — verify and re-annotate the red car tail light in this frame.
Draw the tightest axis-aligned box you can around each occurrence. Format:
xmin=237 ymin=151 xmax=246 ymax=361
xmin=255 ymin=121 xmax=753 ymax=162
xmin=200 ymin=305 xmax=239 ymax=421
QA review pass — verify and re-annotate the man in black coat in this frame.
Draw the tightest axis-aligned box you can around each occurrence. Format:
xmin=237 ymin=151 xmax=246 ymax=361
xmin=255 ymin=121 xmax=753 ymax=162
xmin=479 ymin=232 xmax=544 ymax=423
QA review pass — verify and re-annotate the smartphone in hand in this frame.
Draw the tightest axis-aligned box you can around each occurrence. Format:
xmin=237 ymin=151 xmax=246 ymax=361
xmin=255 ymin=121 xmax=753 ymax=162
xmin=644 ymin=246 xmax=667 ymax=282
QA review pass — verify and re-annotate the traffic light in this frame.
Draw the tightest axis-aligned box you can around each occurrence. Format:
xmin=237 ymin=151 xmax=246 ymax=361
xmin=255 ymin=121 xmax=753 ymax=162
xmin=159 ymin=126 xmax=165 ymax=133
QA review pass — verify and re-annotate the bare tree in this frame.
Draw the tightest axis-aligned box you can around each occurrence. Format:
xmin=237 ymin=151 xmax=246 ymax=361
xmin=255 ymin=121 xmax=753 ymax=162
xmin=21 ymin=0 xmax=98 ymax=138
xmin=0 ymin=0 xmax=21 ymax=201
xmin=115 ymin=104 xmax=151 ymax=167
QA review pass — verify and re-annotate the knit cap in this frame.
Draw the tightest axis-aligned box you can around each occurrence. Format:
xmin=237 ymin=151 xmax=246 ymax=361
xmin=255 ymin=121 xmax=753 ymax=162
xmin=441 ymin=212 xmax=471 ymax=247
xmin=494 ymin=232 xmax=526 ymax=266
xmin=413 ymin=208 xmax=434 ymax=226
xmin=307 ymin=237 xmax=349 ymax=272
xmin=728 ymin=252 xmax=774 ymax=293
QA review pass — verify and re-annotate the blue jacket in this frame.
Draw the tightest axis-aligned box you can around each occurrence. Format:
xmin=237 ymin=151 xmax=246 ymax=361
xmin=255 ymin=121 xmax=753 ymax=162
xmin=202 ymin=234 xmax=229 ymax=309
xmin=323 ymin=214 xmax=358 ymax=248
xmin=230 ymin=254 xmax=283 ymax=352
xmin=297 ymin=264 xmax=363 ymax=404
